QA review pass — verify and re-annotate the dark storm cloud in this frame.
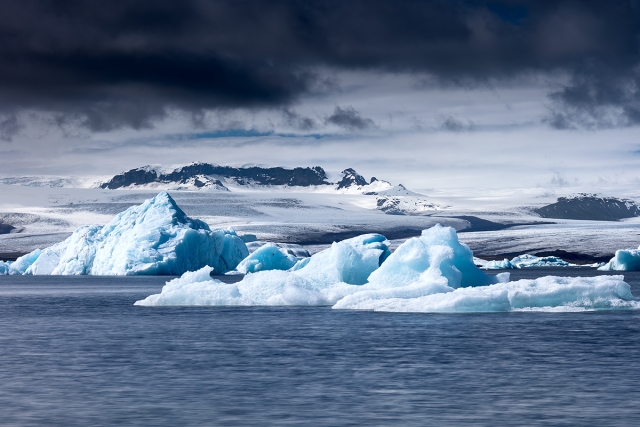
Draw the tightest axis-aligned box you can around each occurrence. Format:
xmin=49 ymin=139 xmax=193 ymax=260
xmin=0 ymin=0 xmax=639 ymax=130
xmin=0 ymin=114 xmax=21 ymax=141
xmin=282 ymin=109 xmax=317 ymax=131
xmin=325 ymin=106 xmax=374 ymax=131
xmin=439 ymin=116 xmax=475 ymax=132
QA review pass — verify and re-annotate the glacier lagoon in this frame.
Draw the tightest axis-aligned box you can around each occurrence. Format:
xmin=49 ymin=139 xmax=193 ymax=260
xmin=2 ymin=193 xmax=640 ymax=425
xmin=1 ymin=269 xmax=640 ymax=426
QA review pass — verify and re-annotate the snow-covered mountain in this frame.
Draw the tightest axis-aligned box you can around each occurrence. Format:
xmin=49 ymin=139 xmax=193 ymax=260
xmin=535 ymin=194 xmax=640 ymax=221
xmin=98 ymin=163 xmax=404 ymax=195
xmin=100 ymin=163 xmax=331 ymax=189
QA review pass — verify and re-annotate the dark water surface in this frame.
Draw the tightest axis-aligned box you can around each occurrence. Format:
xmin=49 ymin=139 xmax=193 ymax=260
xmin=1 ymin=269 xmax=640 ymax=426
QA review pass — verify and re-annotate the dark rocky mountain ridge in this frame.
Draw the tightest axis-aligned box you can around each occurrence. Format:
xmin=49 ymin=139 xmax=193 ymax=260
xmin=535 ymin=194 xmax=640 ymax=221
xmin=101 ymin=163 xmax=331 ymax=189
xmin=336 ymin=168 xmax=368 ymax=189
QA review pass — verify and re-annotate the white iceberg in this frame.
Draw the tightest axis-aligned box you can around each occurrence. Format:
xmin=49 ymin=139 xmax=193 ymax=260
xmin=236 ymin=243 xmax=299 ymax=274
xmin=511 ymin=254 xmax=570 ymax=268
xmin=598 ymin=248 xmax=640 ymax=271
xmin=482 ymin=258 xmax=517 ymax=269
xmin=4 ymin=250 xmax=42 ymax=275
xmin=335 ymin=275 xmax=638 ymax=313
xmin=136 ymin=233 xmax=391 ymax=306
xmin=12 ymin=192 xmax=248 ymax=275
xmin=136 ymin=224 xmax=640 ymax=313
xmin=245 ymin=241 xmax=310 ymax=258
xmin=480 ymin=254 xmax=571 ymax=269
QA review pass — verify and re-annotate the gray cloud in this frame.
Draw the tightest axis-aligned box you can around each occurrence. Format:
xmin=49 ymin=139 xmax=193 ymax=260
xmin=282 ymin=109 xmax=317 ymax=131
xmin=325 ymin=106 xmax=374 ymax=131
xmin=0 ymin=1 xmax=639 ymax=131
xmin=0 ymin=114 xmax=21 ymax=141
xmin=546 ymin=63 xmax=640 ymax=129
xmin=439 ymin=115 xmax=475 ymax=132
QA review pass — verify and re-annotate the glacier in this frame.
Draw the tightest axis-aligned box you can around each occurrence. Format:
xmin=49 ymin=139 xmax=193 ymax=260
xmin=135 ymin=224 xmax=640 ymax=312
xmin=599 ymin=248 xmax=640 ymax=271
xmin=5 ymin=192 xmax=248 ymax=275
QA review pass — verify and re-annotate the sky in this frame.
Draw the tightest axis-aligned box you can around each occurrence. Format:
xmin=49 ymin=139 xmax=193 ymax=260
xmin=1 ymin=0 xmax=640 ymax=191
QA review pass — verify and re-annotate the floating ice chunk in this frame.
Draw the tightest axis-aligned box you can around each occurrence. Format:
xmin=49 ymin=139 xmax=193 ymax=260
xmin=295 ymin=233 xmax=391 ymax=286
xmin=511 ymin=254 xmax=570 ymax=268
xmin=599 ymin=248 xmax=640 ymax=271
xmin=482 ymin=258 xmax=517 ymax=269
xmin=135 ymin=266 xmax=249 ymax=306
xmin=367 ymin=224 xmax=504 ymax=289
xmin=481 ymin=254 xmax=572 ymax=269
xmin=135 ymin=267 xmax=337 ymax=307
xmin=236 ymin=243 xmax=299 ymax=274
xmin=290 ymin=257 xmax=310 ymax=271
xmin=135 ymin=224 xmax=640 ymax=313
xmin=15 ymin=192 xmax=248 ymax=275
xmin=245 ymin=241 xmax=310 ymax=258
xmin=8 ymin=250 xmax=42 ymax=275
xmin=0 ymin=261 xmax=10 ymax=275
xmin=136 ymin=233 xmax=391 ymax=306
xmin=473 ymin=257 xmax=488 ymax=267
xmin=334 ymin=275 xmax=639 ymax=313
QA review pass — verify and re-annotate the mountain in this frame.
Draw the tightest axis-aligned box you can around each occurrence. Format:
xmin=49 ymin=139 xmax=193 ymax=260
xmin=336 ymin=168 xmax=368 ymax=189
xmin=99 ymin=163 xmax=395 ymax=193
xmin=0 ymin=222 xmax=16 ymax=234
xmin=535 ymin=194 xmax=640 ymax=221
xmin=364 ymin=183 xmax=423 ymax=197
xmin=100 ymin=163 xmax=330 ymax=189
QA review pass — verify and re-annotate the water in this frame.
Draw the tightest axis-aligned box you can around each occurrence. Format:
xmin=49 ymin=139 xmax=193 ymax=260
xmin=1 ymin=269 xmax=640 ymax=426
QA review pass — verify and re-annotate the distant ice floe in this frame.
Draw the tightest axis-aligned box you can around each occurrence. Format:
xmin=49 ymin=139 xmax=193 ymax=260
xmin=599 ymin=248 xmax=640 ymax=271
xmin=135 ymin=224 xmax=639 ymax=312
xmin=1 ymin=192 xmax=248 ymax=275
xmin=480 ymin=254 xmax=571 ymax=269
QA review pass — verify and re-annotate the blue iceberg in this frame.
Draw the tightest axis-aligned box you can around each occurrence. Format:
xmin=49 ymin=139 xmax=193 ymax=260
xmin=9 ymin=192 xmax=248 ymax=275
xmin=136 ymin=224 xmax=639 ymax=312
xmin=599 ymin=248 xmax=640 ymax=271
xmin=236 ymin=243 xmax=299 ymax=274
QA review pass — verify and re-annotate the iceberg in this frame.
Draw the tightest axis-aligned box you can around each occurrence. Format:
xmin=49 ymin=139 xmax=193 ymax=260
xmin=511 ymin=254 xmax=570 ymax=268
xmin=245 ymin=241 xmax=310 ymax=258
xmin=334 ymin=275 xmax=638 ymax=313
xmin=5 ymin=250 xmax=42 ymax=275
xmin=482 ymin=258 xmax=517 ymax=269
xmin=136 ymin=224 xmax=640 ymax=313
xmin=136 ymin=233 xmax=391 ymax=306
xmin=13 ymin=192 xmax=248 ymax=275
xmin=367 ymin=224 xmax=507 ymax=289
xmin=480 ymin=254 xmax=571 ymax=269
xmin=0 ymin=261 xmax=11 ymax=275
xmin=599 ymin=248 xmax=640 ymax=271
xmin=236 ymin=243 xmax=299 ymax=274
